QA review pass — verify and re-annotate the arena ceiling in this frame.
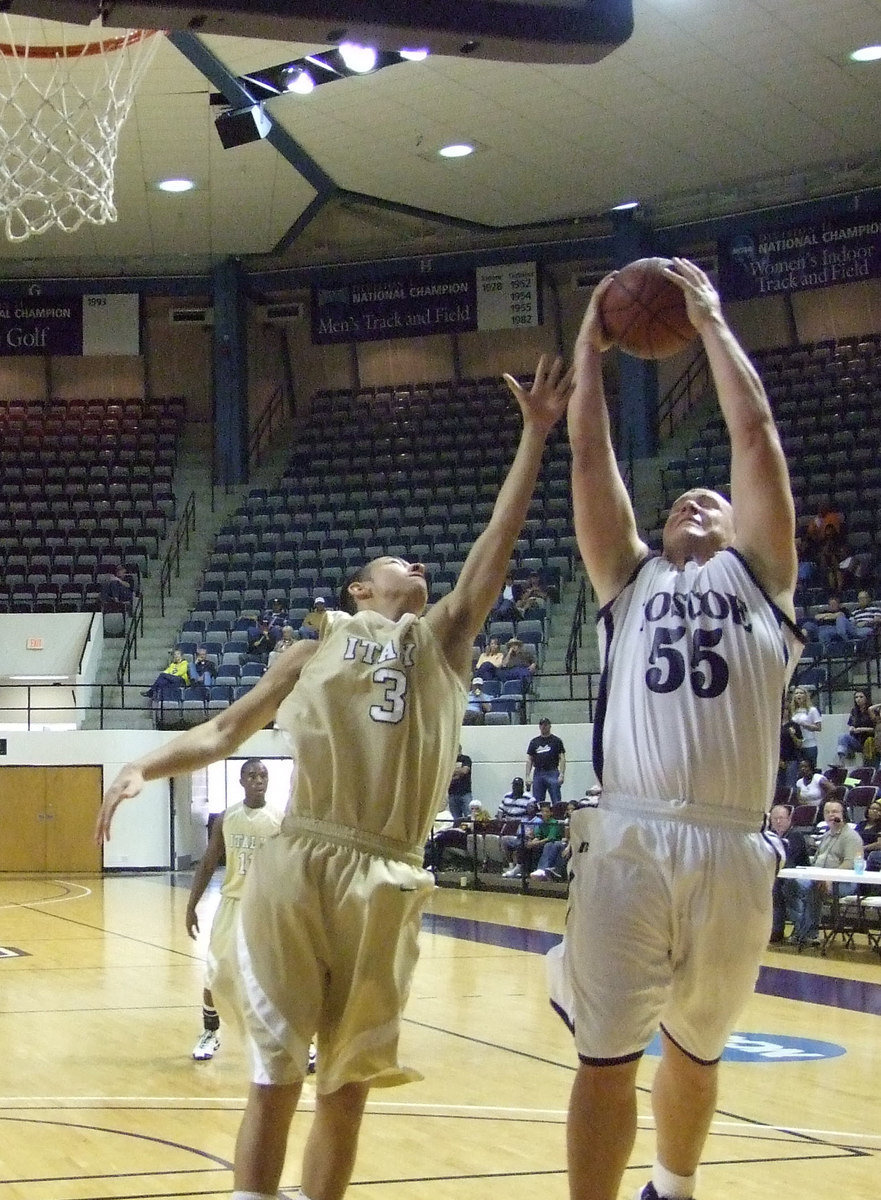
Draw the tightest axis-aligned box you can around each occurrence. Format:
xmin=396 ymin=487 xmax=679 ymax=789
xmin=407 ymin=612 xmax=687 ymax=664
xmin=0 ymin=0 xmax=879 ymax=282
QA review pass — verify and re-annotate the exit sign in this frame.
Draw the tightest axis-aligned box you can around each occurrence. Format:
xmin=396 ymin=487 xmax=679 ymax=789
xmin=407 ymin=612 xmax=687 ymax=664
xmin=26 ymin=638 xmax=44 ymax=650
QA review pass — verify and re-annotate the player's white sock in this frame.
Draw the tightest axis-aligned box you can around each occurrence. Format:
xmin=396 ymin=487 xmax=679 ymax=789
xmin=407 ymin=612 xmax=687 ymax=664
xmin=231 ymin=1191 xmax=277 ymax=1199
xmin=652 ymin=1161 xmax=697 ymax=1199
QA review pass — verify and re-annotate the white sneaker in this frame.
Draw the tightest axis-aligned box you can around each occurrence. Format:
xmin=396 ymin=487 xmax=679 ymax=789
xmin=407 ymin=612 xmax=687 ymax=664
xmin=502 ymin=866 xmax=521 ymax=878
xmin=530 ymin=869 xmax=547 ymax=879
xmin=192 ymin=1030 xmax=220 ymax=1060
xmin=307 ymin=1043 xmax=317 ymax=1074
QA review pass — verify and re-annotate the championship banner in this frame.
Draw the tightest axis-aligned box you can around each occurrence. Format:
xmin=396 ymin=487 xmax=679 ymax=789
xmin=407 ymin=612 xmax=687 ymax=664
xmin=717 ymin=214 xmax=881 ymax=301
xmin=311 ymin=261 xmax=540 ymax=344
xmin=0 ymin=293 xmax=140 ymax=356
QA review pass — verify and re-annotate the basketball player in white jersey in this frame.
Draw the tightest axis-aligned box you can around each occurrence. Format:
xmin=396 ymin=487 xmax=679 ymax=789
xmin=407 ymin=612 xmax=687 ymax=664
xmin=549 ymin=258 xmax=801 ymax=1200
xmin=186 ymin=758 xmax=283 ymax=1062
xmin=96 ymin=353 xmax=573 ymax=1200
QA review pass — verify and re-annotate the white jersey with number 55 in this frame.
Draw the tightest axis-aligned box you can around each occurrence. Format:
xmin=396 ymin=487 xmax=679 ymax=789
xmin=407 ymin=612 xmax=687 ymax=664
xmin=275 ymin=609 xmax=466 ymax=853
xmin=594 ymin=549 xmax=803 ymax=820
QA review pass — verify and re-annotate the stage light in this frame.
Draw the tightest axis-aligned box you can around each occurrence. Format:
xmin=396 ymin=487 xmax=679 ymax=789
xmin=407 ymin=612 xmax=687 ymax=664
xmin=338 ymin=42 xmax=378 ymax=73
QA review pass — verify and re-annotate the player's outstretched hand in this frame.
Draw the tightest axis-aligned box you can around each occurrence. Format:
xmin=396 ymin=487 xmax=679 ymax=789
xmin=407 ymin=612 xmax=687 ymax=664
xmin=94 ymin=765 xmax=146 ymax=843
xmin=502 ymin=353 xmax=574 ymax=433
xmin=575 ymin=271 xmax=617 ymax=355
xmin=662 ymin=257 xmax=723 ymax=332
xmin=186 ymin=904 xmax=200 ymax=939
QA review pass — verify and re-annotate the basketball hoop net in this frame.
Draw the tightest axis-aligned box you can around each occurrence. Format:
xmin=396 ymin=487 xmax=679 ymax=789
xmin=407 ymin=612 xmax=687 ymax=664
xmin=0 ymin=19 xmax=163 ymax=241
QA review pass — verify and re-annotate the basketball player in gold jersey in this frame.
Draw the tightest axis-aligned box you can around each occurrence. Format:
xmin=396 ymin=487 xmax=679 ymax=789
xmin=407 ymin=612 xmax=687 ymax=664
xmin=96 ymin=353 xmax=573 ymax=1200
xmin=186 ymin=758 xmax=282 ymax=1062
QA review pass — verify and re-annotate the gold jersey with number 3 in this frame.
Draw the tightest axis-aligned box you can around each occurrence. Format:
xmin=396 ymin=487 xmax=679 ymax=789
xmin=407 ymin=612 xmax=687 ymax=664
xmin=275 ymin=609 xmax=466 ymax=855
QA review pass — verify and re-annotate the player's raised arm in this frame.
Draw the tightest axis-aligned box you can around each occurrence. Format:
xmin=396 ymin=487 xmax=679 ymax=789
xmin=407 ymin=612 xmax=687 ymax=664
xmin=426 ymin=354 xmax=572 ymax=681
xmin=663 ymin=258 xmax=797 ymax=615
xmin=94 ymin=640 xmax=318 ymax=843
xmin=568 ymin=275 xmax=647 ymax=607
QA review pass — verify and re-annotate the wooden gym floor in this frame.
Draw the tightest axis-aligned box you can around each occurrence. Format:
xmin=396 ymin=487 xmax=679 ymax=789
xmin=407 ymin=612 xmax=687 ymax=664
xmin=0 ymin=873 xmax=879 ymax=1200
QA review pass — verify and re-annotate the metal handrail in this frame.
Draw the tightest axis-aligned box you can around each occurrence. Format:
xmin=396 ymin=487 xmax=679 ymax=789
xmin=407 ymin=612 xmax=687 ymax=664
xmin=115 ymin=591 xmax=146 ymax=686
xmin=657 ymin=348 xmax=711 ymax=440
xmin=158 ymin=491 xmax=197 ymax=618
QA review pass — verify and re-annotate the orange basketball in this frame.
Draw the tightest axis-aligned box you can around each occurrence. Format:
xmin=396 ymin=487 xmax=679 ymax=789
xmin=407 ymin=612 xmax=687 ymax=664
xmin=598 ymin=257 xmax=697 ymax=359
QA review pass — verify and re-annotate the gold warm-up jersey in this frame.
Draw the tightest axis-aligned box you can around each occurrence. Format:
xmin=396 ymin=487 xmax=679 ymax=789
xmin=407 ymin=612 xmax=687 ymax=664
xmin=219 ymin=801 xmax=281 ymax=900
xmin=275 ymin=608 xmax=466 ymax=855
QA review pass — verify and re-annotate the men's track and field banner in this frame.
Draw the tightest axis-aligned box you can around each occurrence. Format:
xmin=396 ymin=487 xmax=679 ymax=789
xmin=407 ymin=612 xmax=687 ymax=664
xmin=717 ymin=213 xmax=881 ymax=301
xmin=311 ymin=261 xmax=540 ymax=345
xmin=0 ymin=293 xmax=140 ymax=356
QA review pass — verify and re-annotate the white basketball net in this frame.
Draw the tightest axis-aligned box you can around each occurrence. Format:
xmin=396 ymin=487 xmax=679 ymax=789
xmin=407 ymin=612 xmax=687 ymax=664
xmin=0 ymin=20 xmax=163 ymax=241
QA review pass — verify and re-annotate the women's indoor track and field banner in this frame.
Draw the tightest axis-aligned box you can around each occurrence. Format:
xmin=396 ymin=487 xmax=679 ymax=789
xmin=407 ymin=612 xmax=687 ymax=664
xmin=311 ymin=261 xmax=540 ymax=344
xmin=718 ymin=212 xmax=881 ymax=301
xmin=0 ymin=292 xmax=140 ymax=355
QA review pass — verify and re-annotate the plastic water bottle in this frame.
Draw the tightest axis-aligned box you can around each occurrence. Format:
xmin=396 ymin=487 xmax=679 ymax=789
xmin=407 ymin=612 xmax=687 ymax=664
xmin=854 ymin=854 xmax=866 ymax=875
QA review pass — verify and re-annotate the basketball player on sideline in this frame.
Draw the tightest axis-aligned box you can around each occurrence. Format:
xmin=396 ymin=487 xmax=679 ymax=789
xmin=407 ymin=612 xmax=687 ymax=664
xmin=186 ymin=758 xmax=286 ymax=1062
xmin=96 ymin=354 xmax=573 ymax=1200
xmin=548 ymin=258 xmax=802 ymax=1200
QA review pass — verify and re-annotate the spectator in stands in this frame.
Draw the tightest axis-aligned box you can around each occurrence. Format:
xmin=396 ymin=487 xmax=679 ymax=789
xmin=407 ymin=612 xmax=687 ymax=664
xmin=794 ymin=533 xmax=819 ymax=595
xmin=268 ymin=625 xmax=297 ymax=666
xmin=837 ymin=690 xmax=877 ymax=763
xmin=778 ymin=696 xmax=804 ymax=789
xmin=817 ymin=525 xmax=847 ymax=593
xmin=143 ymin=647 xmax=191 ymax=699
xmin=246 ymin=616 xmax=278 ymax=663
xmin=467 ymin=796 xmax=493 ymax=824
xmin=101 ymin=563 xmax=135 ymax=614
xmin=496 ymin=776 xmax=532 ymax=820
xmin=856 ymin=800 xmax=881 ymax=866
xmin=502 ymin=801 xmax=542 ymax=877
xmin=768 ymin=803 xmax=811 ymax=943
xmin=529 ymin=801 xmax=568 ymax=880
xmin=190 ymin=646 xmax=217 ymax=694
xmin=262 ymin=596 xmax=289 ymax=629
xmin=804 ymin=502 xmax=844 ymax=548
xmin=839 ymin=545 xmax=876 ymax=592
xmin=852 ymin=589 xmax=881 ymax=641
xmin=298 ymin=596 xmax=328 ymax=640
xmin=802 ymin=594 xmax=872 ymax=652
xmin=475 ymin=635 xmax=505 ymax=679
xmin=491 ymin=570 xmax=523 ymax=622
xmin=464 ymin=677 xmax=492 ymax=725
xmin=498 ymin=636 xmax=537 ymax=686
xmin=517 ymin=571 xmax=550 ymax=615
xmin=790 ymin=685 xmax=822 ymax=768
xmin=525 ymin=717 xmax=565 ymax=805
xmin=793 ymin=757 xmax=835 ymax=807
xmin=791 ymin=797 xmax=862 ymax=946
xmin=446 ymin=746 xmax=473 ymax=822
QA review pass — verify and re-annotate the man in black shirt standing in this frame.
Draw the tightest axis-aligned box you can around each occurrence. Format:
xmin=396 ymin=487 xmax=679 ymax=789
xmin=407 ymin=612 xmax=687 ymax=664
xmin=525 ymin=717 xmax=565 ymax=807
xmin=447 ymin=747 xmax=473 ymax=822
xmin=768 ymin=803 xmax=811 ymax=943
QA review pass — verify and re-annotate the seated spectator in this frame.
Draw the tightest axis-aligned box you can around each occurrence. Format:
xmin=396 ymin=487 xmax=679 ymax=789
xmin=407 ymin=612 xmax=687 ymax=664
xmin=789 ymin=685 xmax=822 ymax=769
xmin=528 ymin=801 xmax=567 ymax=880
xmin=101 ymin=563 xmax=135 ymax=614
xmin=498 ymin=636 xmax=537 ymax=686
xmin=142 ymin=647 xmax=191 ymax=699
xmin=852 ymin=590 xmax=881 ymax=641
xmin=496 ymin=776 xmax=532 ymax=820
xmin=261 ymin=596 xmax=289 ymax=629
xmin=790 ymin=798 xmax=862 ymax=946
xmin=837 ymin=690 xmax=877 ymax=763
xmin=516 ymin=571 xmax=549 ymax=616
xmin=246 ymin=617 xmax=278 ymax=663
xmin=794 ymin=534 xmax=819 ymax=595
xmin=793 ymin=757 xmax=835 ymax=807
xmin=804 ymin=502 xmax=844 ymax=548
xmin=803 ymin=595 xmax=873 ymax=651
xmin=298 ymin=597 xmax=328 ymax=640
xmin=501 ymin=801 xmax=542 ymax=877
xmin=463 ymin=677 xmax=492 ymax=725
xmin=267 ymin=624 xmax=297 ymax=666
xmin=467 ymin=797 xmax=493 ymax=824
xmin=189 ymin=645 xmax=217 ymax=693
xmin=491 ymin=570 xmax=523 ymax=622
xmin=817 ymin=525 xmax=847 ymax=593
xmin=839 ymin=545 xmax=877 ymax=592
xmin=857 ymin=800 xmax=881 ymax=870
xmin=778 ymin=696 xmax=804 ymax=789
xmin=768 ymin=803 xmax=811 ymax=943
xmin=475 ymin=635 xmax=504 ymax=679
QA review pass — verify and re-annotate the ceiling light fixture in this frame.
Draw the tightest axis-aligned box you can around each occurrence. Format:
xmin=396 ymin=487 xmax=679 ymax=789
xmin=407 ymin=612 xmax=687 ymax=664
xmin=610 ymin=199 xmax=639 ymax=211
xmin=338 ymin=42 xmax=378 ymax=73
xmin=399 ymin=48 xmax=430 ymax=61
xmin=850 ymin=44 xmax=881 ymax=62
xmin=284 ymin=67 xmax=315 ymax=94
xmin=156 ymin=178 xmax=196 ymax=193
xmin=439 ymin=142 xmax=475 ymax=158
